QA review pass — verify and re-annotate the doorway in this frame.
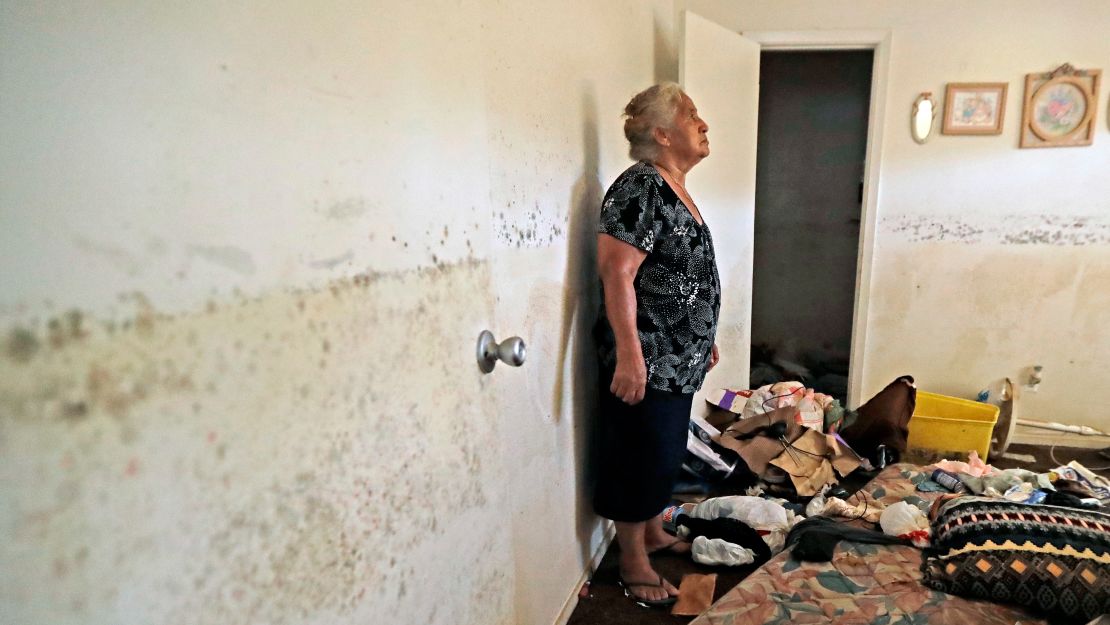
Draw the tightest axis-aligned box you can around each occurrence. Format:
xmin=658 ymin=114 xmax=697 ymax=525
xmin=748 ymin=50 xmax=874 ymax=400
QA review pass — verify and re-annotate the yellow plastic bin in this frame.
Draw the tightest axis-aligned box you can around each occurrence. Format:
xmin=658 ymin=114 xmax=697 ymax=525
xmin=907 ymin=391 xmax=1000 ymax=462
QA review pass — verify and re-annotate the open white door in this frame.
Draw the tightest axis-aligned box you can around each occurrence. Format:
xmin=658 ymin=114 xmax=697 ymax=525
xmin=681 ymin=11 xmax=761 ymax=412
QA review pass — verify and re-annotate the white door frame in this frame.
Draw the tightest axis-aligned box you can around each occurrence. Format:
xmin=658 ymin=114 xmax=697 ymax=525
xmin=740 ymin=29 xmax=892 ymax=409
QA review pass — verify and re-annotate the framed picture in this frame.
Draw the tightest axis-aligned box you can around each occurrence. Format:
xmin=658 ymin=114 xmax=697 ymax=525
xmin=1020 ymin=63 xmax=1101 ymax=148
xmin=942 ymin=83 xmax=1007 ymax=135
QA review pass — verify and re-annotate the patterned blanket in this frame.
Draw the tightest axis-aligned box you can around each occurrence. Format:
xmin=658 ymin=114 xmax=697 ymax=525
xmin=923 ymin=496 xmax=1110 ymax=620
xmin=691 ymin=464 xmax=1050 ymax=625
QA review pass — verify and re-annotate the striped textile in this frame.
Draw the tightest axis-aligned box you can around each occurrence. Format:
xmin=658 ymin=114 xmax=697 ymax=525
xmin=922 ymin=496 xmax=1110 ymax=621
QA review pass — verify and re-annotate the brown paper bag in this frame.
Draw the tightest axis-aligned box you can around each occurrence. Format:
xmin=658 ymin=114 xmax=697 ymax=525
xmin=671 ymin=573 xmax=717 ymax=616
xmin=768 ymin=428 xmax=861 ymax=496
xmin=716 ymin=405 xmax=802 ymax=475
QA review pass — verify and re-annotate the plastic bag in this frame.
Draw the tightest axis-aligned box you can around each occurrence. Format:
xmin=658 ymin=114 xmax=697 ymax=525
xmin=690 ymin=536 xmax=756 ymax=566
xmin=795 ymin=389 xmax=824 ymax=430
xmin=740 ymin=382 xmax=805 ymax=420
xmin=685 ymin=495 xmax=803 ymax=554
xmin=879 ymin=501 xmax=930 ymax=547
xmin=931 ymin=450 xmax=997 ymax=478
xmin=805 ymin=485 xmax=831 ymax=517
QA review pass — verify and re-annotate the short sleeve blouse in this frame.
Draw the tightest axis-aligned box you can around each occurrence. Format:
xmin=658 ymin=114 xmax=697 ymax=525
xmin=594 ymin=161 xmax=722 ymax=395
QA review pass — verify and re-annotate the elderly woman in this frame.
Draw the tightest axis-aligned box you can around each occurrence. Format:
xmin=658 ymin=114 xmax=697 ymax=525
xmin=593 ymin=82 xmax=721 ymax=607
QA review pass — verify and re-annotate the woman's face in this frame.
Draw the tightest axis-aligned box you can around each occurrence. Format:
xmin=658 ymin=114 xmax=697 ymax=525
xmin=664 ymin=94 xmax=710 ymax=162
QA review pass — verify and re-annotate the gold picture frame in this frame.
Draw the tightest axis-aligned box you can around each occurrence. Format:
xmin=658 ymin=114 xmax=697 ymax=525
xmin=942 ymin=83 xmax=1007 ymax=135
xmin=1020 ymin=63 xmax=1101 ymax=148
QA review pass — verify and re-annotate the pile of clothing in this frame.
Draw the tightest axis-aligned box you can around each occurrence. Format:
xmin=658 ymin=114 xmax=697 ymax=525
xmin=663 ymin=495 xmax=804 ymax=567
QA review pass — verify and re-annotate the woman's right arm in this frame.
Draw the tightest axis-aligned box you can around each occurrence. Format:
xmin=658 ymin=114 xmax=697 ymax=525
xmin=597 ymin=234 xmax=648 ymax=404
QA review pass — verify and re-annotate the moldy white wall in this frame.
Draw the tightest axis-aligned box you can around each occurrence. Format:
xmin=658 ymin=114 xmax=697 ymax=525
xmin=0 ymin=2 xmax=674 ymax=624
xmin=682 ymin=0 xmax=1110 ymax=429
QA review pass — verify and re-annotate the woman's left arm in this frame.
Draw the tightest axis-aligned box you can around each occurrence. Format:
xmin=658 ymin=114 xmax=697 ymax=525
xmin=708 ymin=343 xmax=719 ymax=371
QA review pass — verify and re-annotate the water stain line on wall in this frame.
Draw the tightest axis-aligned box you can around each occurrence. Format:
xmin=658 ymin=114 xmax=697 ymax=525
xmin=881 ymin=215 xmax=1110 ymax=245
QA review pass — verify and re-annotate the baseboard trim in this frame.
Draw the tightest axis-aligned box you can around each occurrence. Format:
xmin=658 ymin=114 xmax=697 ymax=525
xmin=553 ymin=521 xmax=615 ymax=625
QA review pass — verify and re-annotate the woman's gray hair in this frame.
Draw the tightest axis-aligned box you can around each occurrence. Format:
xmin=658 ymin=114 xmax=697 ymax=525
xmin=623 ymin=82 xmax=685 ymax=162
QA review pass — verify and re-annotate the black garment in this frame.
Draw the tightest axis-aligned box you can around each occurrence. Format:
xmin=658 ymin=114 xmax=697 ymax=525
xmin=592 ymin=368 xmax=693 ymax=522
xmin=595 ymin=161 xmax=722 ymax=394
xmin=785 ymin=516 xmax=908 ymax=562
xmin=677 ymin=516 xmax=772 ymax=564
xmin=1043 ymin=490 xmax=1100 ymax=510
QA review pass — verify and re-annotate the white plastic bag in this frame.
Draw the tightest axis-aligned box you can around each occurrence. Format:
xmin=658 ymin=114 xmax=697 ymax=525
xmin=685 ymin=495 xmax=803 ymax=554
xmin=690 ymin=535 xmax=756 ymax=566
xmin=795 ymin=389 xmax=824 ymax=430
xmin=804 ymin=485 xmax=831 ymax=517
xmin=740 ymin=382 xmax=806 ymax=420
xmin=879 ymin=501 xmax=930 ymax=547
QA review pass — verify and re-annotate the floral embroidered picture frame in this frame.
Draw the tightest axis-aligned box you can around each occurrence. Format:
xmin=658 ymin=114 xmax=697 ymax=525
xmin=1020 ymin=63 xmax=1101 ymax=148
xmin=942 ymin=83 xmax=1007 ymax=135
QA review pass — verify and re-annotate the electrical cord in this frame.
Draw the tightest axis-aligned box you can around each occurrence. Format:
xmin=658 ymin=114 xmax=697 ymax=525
xmin=761 ymin=386 xmax=804 ymax=412
xmin=844 ymin=489 xmax=871 ymax=522
xmin=1049 ymin=444 xmax=1110 ymax=472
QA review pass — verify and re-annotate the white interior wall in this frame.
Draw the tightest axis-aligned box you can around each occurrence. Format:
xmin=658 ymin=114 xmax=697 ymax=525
xmin=683 ymin=0 xmax=1110 ymax=429
xmin=0 ymin=2 xmax=673 ymax=624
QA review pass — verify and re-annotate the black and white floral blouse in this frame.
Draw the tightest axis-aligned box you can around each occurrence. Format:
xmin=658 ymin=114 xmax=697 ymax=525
xmin=595 ymin=161 xmax=722 ymax=395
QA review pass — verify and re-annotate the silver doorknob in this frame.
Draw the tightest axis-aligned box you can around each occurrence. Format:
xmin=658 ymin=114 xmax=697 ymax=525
xmin=476 ymin=330 xmax=526 ymax=373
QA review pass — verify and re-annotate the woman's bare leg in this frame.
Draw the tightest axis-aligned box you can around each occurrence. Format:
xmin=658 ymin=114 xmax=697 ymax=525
xmin=643 ymin=513 xmax=691 ymax=554
xmin=615 ymin=520 xmax=678 ymax=602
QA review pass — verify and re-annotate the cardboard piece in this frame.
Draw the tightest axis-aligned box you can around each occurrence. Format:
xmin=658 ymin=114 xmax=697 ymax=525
xmin=704 ymin=388 xmax=753 ymax=414
xmin=716 ymin=406 xmax=802 ymax=475
xmin=704 ymin=406 xmax=739 ymax=430
xmin=671 ymin=573 xmax=717 ymax=616
xmin=768 ymin=428 xmax=862 ymax=496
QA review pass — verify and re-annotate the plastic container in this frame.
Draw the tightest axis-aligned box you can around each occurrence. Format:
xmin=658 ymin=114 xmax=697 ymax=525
xmin=907 ymin=391 xmax=1000 ymax=462
xmin=661 ymin=505 xmax=687 ymax=534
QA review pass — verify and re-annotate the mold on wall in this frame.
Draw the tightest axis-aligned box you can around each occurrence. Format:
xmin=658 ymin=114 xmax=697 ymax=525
xmin=881 ymin=215 xmax=1110 ymax=246
xmin=1 ymin=261 xmax=515 ymax=625
xmin=475 ymin=1 xmax=675 ymax=620
xmin=1 ymin=2 xmax=677 ymax=624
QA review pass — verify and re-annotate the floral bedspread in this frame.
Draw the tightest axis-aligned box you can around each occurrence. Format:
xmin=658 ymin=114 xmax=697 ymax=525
xmin=691 ymin=464 xmax=1049 ymax=625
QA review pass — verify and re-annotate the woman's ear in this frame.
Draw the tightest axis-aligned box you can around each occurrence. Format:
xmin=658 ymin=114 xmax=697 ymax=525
xmin=652 ymin=126 xmax=670 ymax=147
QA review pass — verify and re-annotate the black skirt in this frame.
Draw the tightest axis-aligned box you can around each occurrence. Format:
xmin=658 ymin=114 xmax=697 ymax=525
xmin=592 ymin=368 xmax=693 ymax=523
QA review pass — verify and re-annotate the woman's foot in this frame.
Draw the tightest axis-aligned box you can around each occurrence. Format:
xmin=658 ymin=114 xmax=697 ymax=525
xmin=618 ymin=565 xmax=679 ymax=606
xmin=645 ymin=515 xmax=691 ymax=555
xmin=646 ymin=536 xmax=691 ymax=555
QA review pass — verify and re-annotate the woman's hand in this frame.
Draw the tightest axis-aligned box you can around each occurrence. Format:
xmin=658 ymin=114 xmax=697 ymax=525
xmin=598 ymin=234 xmax=650 ymax=405
xmin=611 ymin=354 xmax=648 ymax=405
xmin=707 ymin=343 xmax=720 ymax=371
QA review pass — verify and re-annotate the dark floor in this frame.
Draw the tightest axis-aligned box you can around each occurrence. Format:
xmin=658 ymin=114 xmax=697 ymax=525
xmin=566 ymin=443 xmax=1110 ymax=625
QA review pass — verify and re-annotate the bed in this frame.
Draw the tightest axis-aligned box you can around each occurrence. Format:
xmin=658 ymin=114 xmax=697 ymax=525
xmin=691 ymin=464 xmax=1054 ymax=625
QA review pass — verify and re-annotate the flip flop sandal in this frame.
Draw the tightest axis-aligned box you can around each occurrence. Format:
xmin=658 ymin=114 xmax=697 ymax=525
xmin=618 ymin=574 xmax=678 ymax=608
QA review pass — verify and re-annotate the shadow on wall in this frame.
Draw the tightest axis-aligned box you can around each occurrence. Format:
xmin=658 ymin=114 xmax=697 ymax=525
xmin=550 ymin=84 xmax=603 ymax=566
xmin=653 ymin=3 xmax=678 ymax=84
